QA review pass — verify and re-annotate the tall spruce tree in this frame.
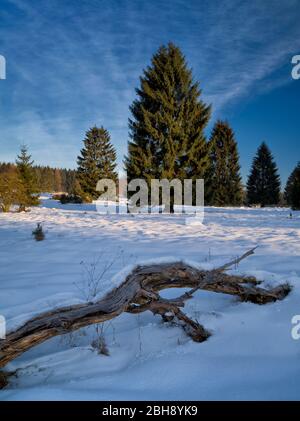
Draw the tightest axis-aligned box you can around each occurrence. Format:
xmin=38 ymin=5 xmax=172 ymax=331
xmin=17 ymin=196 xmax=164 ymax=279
xmin=285 ymin=162 xmax=300 ymax=210
xmin=246 ymin=142 xmax=281 ymax=206
xmin=77 ymin=126 xmax=118 ymax=200
xmin=206 ymin=121 xmax=243 ymax=206
xmin=124 ymin=43 xmax=211 ymax=211
xmin=16 ymin=145 xmax=39 ymax=210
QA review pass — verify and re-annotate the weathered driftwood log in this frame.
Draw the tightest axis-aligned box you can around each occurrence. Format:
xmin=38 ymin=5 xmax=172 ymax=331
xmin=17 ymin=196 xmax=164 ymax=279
xmin=0 ymin=248 xmax=291 ymax=387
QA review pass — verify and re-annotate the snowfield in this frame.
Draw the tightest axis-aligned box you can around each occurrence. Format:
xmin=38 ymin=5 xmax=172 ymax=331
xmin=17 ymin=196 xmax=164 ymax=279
xmin=0 ymin=198 xmax=300 ymax=400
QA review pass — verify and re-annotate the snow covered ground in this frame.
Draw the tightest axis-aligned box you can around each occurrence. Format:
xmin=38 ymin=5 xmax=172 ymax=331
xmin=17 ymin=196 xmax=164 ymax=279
xmin=0 ymin=198 xmax=300 ymax=400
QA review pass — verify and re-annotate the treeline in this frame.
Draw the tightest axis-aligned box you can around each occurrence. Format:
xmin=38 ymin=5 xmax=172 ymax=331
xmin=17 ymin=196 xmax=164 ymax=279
xmin=0 ymin=147 xmax=79 ymax=212
xmin=0 ymin=162 xmax=77 ymax=193
xmin=0 ymin=43 xmax=299 ymax=212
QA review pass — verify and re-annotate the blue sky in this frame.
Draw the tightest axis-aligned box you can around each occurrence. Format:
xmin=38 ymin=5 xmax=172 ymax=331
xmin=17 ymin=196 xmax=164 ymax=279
xmin=0 ymin=0 xmax=299 ymax=185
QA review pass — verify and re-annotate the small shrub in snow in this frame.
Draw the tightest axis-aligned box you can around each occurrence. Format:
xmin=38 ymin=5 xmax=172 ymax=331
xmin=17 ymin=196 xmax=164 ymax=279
xmin=32 ymin=223 xmax=45 ymax=241
xmin=51 ymin=193 xmax=65 ymax=201
xmin=91 ymin=324 xmax=109 ymax=356
xmin=60 ymin=194 xmax=83 ymax=204
xmin=91 ymin=335 xmax=110 ymax=356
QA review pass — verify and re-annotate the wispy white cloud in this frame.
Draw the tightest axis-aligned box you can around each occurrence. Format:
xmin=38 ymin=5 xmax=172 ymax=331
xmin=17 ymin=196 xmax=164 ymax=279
xmin=0 ymin=0 xmax=299 ymax=170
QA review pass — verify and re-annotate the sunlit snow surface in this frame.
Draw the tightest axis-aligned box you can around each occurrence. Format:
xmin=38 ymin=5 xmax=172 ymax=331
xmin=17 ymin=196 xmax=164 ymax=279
xmin=0 ymin=198 xmax=300 ymax=400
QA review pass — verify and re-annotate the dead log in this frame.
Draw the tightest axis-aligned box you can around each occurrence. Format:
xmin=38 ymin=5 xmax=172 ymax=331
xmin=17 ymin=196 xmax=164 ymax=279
xmin=0 ymin=247 xmax=291 ymax=387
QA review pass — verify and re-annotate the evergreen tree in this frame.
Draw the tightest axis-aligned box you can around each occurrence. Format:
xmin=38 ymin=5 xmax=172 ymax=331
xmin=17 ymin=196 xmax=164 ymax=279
xmin=0 ymin=167 xmax=26 ymax=212
xmin=246 ymin=142 xmax=281 ymax=206
xmin=206 ymin=121 xmax=243 ymax=206
xmin=54 ymin=168 xmax=63 ymax=192
xmin=77 ymin=126 xmax=118 ymax=200
xmin=285 ymin=162 xmax=300 ymax=210
xmin=124 ymin=43 xmax=211 ymax=211
xmin=16 ymin=145 xmax=39 ymax=210
xmin=66 ymin=170 xmax=78 ymax=194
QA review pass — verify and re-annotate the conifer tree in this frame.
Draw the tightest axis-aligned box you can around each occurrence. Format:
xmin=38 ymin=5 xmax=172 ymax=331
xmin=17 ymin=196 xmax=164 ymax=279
xmin=16 ymin=145 xmax=39 ymax=210
xmin=206 ymin=120 xmax=243 ymax=206
xmin=124 ymin=43 xmax=211 ymax=211
xmin=54 ymin=168 xmax=63 ymax=192
xmin=285 ymin=162 xmax=300 ymax=210
xmin=77 ymin=126 xmax=118 ymax=200
xmin=246 ymin=142 xmax=281 ymax=206
xmin=0 ymin=167 xmax=26 ymax=212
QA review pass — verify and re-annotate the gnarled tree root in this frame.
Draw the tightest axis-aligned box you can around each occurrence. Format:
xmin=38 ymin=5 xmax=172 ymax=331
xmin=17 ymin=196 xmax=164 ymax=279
xmin=0 ymin=248 xmax=291 ymax=388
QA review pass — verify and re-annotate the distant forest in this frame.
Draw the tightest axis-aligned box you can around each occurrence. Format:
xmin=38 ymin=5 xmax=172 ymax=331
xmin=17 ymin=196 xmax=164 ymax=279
xmin=0 ymin=162 xmax=77 ymax=193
